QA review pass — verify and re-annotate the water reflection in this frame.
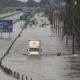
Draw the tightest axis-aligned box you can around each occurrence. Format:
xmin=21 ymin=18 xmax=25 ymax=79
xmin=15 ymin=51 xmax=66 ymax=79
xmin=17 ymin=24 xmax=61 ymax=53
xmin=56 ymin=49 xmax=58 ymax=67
xmin=65 ymin=56 xmax=80 ymax=79
xmin=27 ymin=55 xmax=42 ymax=60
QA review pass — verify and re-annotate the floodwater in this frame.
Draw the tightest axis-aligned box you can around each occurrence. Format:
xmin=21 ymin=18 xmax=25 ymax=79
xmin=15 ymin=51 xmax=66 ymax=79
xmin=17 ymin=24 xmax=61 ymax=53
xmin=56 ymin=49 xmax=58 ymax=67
xmin=2 ymin=13 xmax=80 ymax=80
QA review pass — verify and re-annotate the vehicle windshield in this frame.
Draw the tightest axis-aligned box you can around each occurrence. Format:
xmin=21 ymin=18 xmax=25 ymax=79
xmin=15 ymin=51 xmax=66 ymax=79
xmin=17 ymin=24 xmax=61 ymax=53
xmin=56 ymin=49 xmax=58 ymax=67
xmin=29 ymin=48 xmax=39 ymax=52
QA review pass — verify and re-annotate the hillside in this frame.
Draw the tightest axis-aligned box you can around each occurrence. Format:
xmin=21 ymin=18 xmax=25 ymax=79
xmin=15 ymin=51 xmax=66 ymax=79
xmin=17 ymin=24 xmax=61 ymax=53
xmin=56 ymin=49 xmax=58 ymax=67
xmin=0 ymin=0 xmax=25 ymax=7
xmin=0 ymin=0 xmax=50 ymax=7
xmin=26 ymin=0 xmax=39 ymax=7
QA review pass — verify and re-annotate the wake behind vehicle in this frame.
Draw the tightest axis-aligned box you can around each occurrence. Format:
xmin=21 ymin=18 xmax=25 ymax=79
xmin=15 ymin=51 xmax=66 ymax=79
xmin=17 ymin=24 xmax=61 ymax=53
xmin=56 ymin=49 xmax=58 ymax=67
xmin=27 ymin=40 xmax=42 ymax=56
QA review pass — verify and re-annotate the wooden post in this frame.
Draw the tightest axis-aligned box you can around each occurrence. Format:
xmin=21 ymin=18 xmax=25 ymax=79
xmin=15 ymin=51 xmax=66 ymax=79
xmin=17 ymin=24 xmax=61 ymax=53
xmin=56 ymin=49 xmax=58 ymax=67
xmin=62 ymin=25 xmax=64 ymax=39
xmin=17 ymin=73 xmax=20 ymax=79
xmin=26 ymin=76 xmax=28 ymax=80
xmin=66 ymin=34 xmax=68 ymax=46
xmin=58 ymin=20 xmax=59 ymax=35
xmin=30 ymin=78 xmax=32 ymax=80
xmin=10 ymin=69 xmax=12 ymax=76
xmin=66 ymin=21 xmax=69 ymax=46
xmin=60 ymin=21 xmax=62 ymax=37
xmin=56 ymin=20 xmax=57 ymax=33
xmin=9 ymin=32 xmax=11 ymax=39
xmin=14 ymin=72 xmax=16 ymax=78
xmin=72 ymin=34 xmax=75 ymax=54
xmin=0 ymin=61 xmax=2 ymax=66
xmin=22 ymin=74 xmax=24 ymax=80
xmin=1 ymin=32 xmax=2 ymax=39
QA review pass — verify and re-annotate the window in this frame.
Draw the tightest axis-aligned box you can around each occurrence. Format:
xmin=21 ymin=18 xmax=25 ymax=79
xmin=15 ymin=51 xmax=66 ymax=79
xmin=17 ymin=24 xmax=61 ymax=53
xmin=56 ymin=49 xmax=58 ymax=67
xmin=29 ymin=48 xmax=39 ymax=52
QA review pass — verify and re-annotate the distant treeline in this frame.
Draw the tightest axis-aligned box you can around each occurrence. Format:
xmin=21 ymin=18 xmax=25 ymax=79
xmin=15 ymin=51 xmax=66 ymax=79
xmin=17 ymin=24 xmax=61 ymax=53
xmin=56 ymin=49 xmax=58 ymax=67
xmin=0 ymin=0 xmax=50 ymax=7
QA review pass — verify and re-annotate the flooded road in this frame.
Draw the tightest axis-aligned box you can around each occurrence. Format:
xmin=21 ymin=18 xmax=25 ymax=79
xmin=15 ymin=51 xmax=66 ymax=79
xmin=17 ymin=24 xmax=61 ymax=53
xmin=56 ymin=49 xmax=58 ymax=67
xmin=3 ymin=13 xmax=80 ymax=80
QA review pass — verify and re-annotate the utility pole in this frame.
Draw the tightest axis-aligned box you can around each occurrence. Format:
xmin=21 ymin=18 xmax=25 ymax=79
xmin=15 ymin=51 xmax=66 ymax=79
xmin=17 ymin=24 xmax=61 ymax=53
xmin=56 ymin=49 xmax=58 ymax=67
xmin=72 ymin=0 xmax=77 ymax=54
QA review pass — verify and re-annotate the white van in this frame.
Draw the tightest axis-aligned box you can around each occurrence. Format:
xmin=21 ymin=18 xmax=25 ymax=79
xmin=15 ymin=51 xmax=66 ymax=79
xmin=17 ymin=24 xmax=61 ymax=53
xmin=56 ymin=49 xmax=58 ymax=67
xmin=27 ymin=40 xmax=42 ymax=56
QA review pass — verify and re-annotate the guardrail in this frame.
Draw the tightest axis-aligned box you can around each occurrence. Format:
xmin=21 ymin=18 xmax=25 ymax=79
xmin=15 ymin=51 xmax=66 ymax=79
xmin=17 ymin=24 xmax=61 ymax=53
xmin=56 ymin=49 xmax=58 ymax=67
xmin=0 ymin=64 xmax=32 ymax=80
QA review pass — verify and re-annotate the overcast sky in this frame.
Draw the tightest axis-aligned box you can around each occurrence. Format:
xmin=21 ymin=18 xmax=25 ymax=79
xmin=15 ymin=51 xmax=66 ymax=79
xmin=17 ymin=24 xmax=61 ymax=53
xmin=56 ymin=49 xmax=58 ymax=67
xmin=18 ymin=0 xmax=41 ymax=2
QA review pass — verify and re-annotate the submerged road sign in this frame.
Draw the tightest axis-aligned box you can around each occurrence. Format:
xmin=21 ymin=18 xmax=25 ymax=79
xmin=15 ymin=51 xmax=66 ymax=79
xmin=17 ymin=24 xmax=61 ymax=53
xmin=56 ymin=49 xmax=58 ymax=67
xmin=0 ymin=20 xmax=13 ymax=32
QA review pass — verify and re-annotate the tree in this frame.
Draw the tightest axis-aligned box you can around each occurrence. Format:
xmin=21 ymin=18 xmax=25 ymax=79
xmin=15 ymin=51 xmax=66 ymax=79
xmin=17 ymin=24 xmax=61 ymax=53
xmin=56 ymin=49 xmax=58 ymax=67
xmin=65 ymin=0 xmax=80 ymax=46
xmin=64 ymin=0 xmax=74 ymax=35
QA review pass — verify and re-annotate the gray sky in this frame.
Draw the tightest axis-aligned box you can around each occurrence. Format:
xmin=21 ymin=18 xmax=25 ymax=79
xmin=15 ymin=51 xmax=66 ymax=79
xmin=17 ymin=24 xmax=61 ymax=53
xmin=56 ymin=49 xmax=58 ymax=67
xmin=18 ymin=0 xmax=41 ymax=2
